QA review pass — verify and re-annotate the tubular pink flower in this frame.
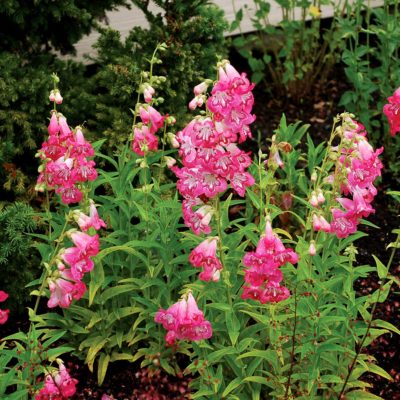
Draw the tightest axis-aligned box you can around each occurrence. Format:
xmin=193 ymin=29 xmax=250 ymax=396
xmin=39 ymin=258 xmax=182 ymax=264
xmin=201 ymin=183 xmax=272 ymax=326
xmin=73 ymin=200 xmax=107 ymax=232
xmin=47 ymin=269 xmax=86 ymax=309
xmin=48 ymin=112 xmax=60 ymax=136
xmin=132 ymin=125 xmax=158 ymax=156
xmin=0 ymin=290 xmax=9 ymax=302
xmin=155 ymin=292 xmax=212 ymax=345
xmin=242 ymin=221 xmax=297 ymax=304
xmin=36 ymin=362 xmax=78 ymax=399
xmin=70 ymin=232 xmax=99 ymax=256
xmin=189 ymin=237 xmax=222 ymax=281
xmin=0 ymin=309 xmax=9 ymax=324
xmin=383 ymin=87 xmax=400 ymax=136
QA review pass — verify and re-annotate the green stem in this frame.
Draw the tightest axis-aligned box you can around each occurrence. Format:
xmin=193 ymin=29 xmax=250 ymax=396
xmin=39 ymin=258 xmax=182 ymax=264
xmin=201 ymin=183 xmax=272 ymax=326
xmin=284 ymin=288 xmax=298 ymax=400
xmin=215 ymin=196 xmax=232 ymax=306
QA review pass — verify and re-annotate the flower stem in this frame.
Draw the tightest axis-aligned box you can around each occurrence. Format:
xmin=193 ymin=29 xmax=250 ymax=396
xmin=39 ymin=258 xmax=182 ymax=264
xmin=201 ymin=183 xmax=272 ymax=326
xmin=215 ymin=196 xmax=232 ymax=306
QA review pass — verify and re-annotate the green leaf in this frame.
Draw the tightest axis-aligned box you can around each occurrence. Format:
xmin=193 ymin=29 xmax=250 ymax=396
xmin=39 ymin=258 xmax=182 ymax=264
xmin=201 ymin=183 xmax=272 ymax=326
xmin=344 ymin=390 xmax=384 ymax=399
xmin=367 ymin=364 xmax=393 ymax=381
xmin=371 ymin=319 xmax=400 ymax=335
xmin=208 ymin=347 xmax=237 ymax=363
xmin=97 ymin=353 xmax=110 ymax=385
xmin=242 ymin=376 xmax=269 ymax=385
xmin=100 ymin=284 xmax=137 ymax=303
xmin=89 ymin=261 xmax=105 ymax=306
xmin=373 ymin=255 xmax=388 ymax=279
xmin=222 ymin=377 xmax=242 ymax=397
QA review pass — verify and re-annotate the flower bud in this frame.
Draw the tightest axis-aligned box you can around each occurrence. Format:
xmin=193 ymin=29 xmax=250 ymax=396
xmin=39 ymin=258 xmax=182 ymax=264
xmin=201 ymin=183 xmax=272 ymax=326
xmin=54 ymin=91 xmax=63 ymax=105
xmin=194 ymin=81 xmax=208 ymax=96
xmin=189 ymin=97 xmax=198 ymax=110
xmin=311 ymin=171 xmax=318 ymax=182
xmin=317 ymin=190 xmax=325 ymax=204
xmin=49 ymin=90 xmax=55 ymax=102
xmin=167 ymin=133 xmax=180 ymax=148
xmin=309 ymin=192 xmax=319 ymax=207
xmin=163 ymin=156 xmax=176 ymax=168
xmin=309 ymin=241 xmax=316 ymax=256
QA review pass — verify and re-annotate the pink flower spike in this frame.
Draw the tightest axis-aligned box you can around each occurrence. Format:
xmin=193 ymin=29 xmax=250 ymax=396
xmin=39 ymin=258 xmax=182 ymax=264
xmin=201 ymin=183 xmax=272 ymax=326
xmin=0 ymin=290 xmax=9 ymax=302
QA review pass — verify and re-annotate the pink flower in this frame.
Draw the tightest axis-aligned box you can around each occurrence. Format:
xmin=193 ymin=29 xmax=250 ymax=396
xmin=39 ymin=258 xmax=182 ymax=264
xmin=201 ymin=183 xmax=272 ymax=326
xmin=139 ymin=106 xmax=165 ymax=134
xmin=36 ymin=362 xmax=78 ymax=399
xmin=194 ymin=81 xmax=209 ymax=96
xmin=383 ymin=87 xmax=400 ymax=136
xmin=189 ymin=237 xmax=222 ymax=282
xmin=143 ymin=84 xmax=155 ymax=103
xmin=54 ymin=91 xmax=63 ymax=105
xmin=73 ymin=201 xmax=107 ymax=232
xmin=56 ymin=185 xmax=83 ymax=204
xmin=132 ymin=126 xmax=158 ymax=156
xmin=47 ymin=269 xmax=86 ymax=309
xmin=70 ymin=232 xmax=100 ymax=257
xmin=155 ymin=292 xmax=212 ymax=345
xmin=309 ymin=242 xmax=316 ymax=256
xmin=242 ymin=221 xmax=297 ymax=304
xmin=48 ymin=112 xmax=60 ymax=136
xmin=0 ymin=290 xmax=9 ymax=302
xmin=0 ymin=309 xmax=10 ymax=324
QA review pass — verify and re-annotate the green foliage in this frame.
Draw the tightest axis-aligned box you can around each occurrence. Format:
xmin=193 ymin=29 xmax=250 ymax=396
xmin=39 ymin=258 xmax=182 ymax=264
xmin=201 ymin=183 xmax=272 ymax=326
xmin=0 ymin=328 xmax=71 ymax=399
xmin=0 ymin=0 xmax=129 ymax=55
xmin=231 ymin=0 xmax=349 ymax=101
xmin=0 ymin=202 xmax=38 ymax=313
xmin=0 ymin=52 xmax=94 ymax=200
xmin=88 ymin=0 xmax=228 ymax=150
xmin=3 ymin=38 xmax=396 ymax=397
xmin=339 ymin=0 xmax=400 ymax=165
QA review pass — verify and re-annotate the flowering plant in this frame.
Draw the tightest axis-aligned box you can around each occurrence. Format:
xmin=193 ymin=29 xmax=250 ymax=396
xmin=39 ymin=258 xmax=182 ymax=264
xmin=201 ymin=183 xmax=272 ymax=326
xmin=2 ymin=49 xmax=398 ymax=399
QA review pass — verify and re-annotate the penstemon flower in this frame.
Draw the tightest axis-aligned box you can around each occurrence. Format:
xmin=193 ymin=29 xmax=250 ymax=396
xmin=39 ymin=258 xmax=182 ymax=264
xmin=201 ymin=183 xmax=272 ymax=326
xmin=321 ymin=118 xmax=383 ymax=238
xmin=242 ymin=220 xmax=298 ymax=304
xmin=383 ymin=87 xmax=400 ymax=136
xmin=0 ymin=290 xmax=9 ymax=324
xmin=173 ymin=61 xmax=256 ymax=234
xmin=36 ymin=93 xmax=98 ymax=205
xmin=35 ymin=360 xmax=78 ymax=399
xmin=154 ymin=292 xmax=213 ymax=345
xmin=189 ymin=237 xmax=222 ymax=282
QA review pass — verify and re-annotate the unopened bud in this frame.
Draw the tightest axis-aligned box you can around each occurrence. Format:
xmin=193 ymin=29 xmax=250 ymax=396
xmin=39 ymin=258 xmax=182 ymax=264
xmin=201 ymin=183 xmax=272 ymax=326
xmin=54 ymin=91 xmax=63 ymax=104
xmin=194 ymin=82 xmax=209 ymax=96
xmin=309 ymin=192 xmax=319 ymax=207
xmin=167 ymin=133 xmax=180 ymax=148
xmin=309 ymin=241 xmax=316 ymax=256
xmin=317 ymin=190 xmax=325 ymax=204
xmin=49 ymin=90 xmax=55 ymax=102
xmin=163 ymin=156 xmax=176 ymax=168
xmin=311 ymin=171 xmax=318 ymax=182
